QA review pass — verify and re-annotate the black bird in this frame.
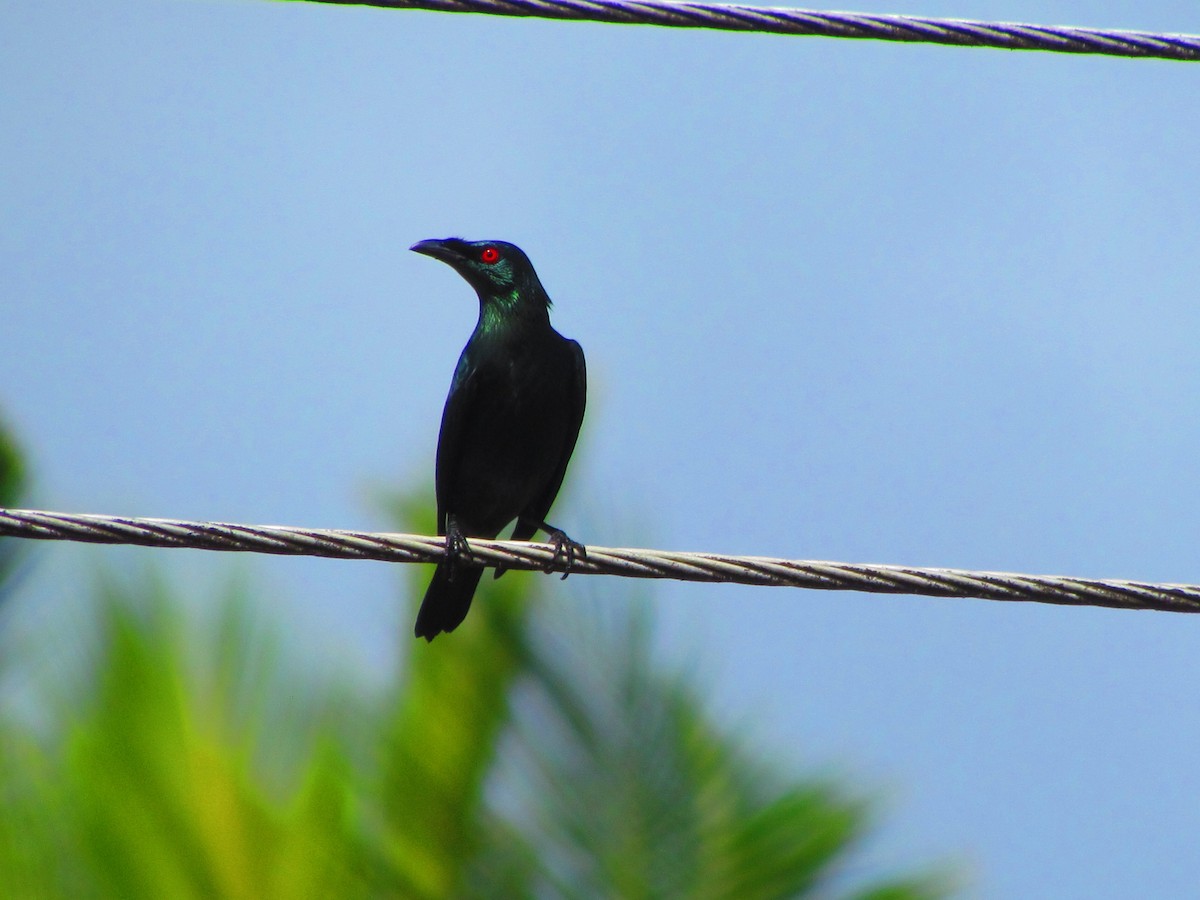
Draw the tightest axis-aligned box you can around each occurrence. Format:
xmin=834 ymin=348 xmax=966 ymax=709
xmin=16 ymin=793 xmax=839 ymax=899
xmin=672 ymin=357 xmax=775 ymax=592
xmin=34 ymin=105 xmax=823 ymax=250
xmin=411 ymin=238 xmax=586 ymax=641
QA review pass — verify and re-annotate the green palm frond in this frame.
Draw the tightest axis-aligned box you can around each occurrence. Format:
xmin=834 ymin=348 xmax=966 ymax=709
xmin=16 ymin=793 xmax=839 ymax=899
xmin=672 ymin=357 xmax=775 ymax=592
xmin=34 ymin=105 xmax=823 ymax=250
xmin=0 ymin=574 xmax=373 ymax=899
xmin=473 ymin=597 xmax=948 ymax=899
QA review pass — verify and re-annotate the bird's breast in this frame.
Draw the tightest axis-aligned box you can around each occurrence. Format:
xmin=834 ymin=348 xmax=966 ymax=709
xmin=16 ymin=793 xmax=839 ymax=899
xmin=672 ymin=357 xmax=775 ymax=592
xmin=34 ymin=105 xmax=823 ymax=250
xmin=454 ymin=354 xmax=573 ymax=517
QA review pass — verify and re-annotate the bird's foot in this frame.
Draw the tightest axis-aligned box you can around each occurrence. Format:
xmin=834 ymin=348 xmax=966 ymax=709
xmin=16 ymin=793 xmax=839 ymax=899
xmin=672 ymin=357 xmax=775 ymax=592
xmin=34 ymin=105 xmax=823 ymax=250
xmin=444 ymin=517 xmax=476 ymax=580
xmin=544 ymin=528 xmax=586 ymax=580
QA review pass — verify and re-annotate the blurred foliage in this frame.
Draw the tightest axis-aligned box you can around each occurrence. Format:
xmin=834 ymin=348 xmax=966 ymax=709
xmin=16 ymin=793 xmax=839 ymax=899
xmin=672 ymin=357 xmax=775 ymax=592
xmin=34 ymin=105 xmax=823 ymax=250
xmin=0 ymin=482 xmax=952 ymax=898
xmin=0 ymin=414 xmax=27 ymax=598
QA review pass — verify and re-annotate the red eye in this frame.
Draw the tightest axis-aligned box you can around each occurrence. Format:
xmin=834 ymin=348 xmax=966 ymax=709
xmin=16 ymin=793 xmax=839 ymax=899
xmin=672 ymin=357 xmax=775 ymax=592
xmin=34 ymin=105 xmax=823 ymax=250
xmin=480 ymin=246 xmax=500 ymax=264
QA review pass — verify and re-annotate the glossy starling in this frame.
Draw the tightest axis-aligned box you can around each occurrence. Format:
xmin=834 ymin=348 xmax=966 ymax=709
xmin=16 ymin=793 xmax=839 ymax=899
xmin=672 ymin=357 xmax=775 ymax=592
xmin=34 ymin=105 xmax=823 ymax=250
xmin=411 ymin=238 xmax=586 ymax=641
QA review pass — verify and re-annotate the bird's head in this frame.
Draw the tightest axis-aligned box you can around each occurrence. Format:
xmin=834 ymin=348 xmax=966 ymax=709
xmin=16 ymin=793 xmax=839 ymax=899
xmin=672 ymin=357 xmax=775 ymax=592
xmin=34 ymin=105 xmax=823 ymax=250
xmin=410 ymin=238 xmax=548 ymax=309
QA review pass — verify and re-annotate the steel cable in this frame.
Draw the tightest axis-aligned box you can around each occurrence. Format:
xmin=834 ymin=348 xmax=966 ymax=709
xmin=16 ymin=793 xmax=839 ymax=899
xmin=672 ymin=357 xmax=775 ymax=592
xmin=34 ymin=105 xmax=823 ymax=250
xmin=3 ymin=507 xmax=1198 ymax=613
xmin=298 ymin=0 xmax=1200 ymax=61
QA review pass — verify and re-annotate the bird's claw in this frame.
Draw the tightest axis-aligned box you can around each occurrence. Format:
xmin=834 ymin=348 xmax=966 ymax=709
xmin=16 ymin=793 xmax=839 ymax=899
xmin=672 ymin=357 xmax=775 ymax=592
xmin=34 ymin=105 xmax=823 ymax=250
xmin=444 ymin=518 xmax=475 ymax=581
xmin=545 ymin=528 xmax=586 ymax=580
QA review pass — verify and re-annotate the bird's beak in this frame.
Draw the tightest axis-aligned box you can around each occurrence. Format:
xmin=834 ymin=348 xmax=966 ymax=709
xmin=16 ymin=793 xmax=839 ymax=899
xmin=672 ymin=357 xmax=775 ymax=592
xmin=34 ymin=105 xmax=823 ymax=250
xmin=410 ymin=239 xmax=461 ymax=265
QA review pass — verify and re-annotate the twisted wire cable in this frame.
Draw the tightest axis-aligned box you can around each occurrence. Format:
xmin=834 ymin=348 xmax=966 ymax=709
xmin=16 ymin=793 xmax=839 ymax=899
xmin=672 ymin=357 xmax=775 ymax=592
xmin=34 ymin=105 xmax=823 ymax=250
xmin=298 ymin=0 xmax=1200 ymax=61
xmin=2 ymin=507 xmax=1198 ymax=613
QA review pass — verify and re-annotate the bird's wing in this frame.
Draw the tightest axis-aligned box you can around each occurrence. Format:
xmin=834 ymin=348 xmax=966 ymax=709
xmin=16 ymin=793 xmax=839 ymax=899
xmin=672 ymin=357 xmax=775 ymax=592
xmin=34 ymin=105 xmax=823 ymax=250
xmin=512 ymin=338 xmax=587 ymax=541
xmin=434 ymin=357 xmax=480 ymax=536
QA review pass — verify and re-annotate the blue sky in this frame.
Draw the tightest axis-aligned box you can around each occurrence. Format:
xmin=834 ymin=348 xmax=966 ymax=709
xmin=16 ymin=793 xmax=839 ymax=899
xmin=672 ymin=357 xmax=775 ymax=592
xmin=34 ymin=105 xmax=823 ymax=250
xmin=3 ymin=0 xmax=1200 ymax=894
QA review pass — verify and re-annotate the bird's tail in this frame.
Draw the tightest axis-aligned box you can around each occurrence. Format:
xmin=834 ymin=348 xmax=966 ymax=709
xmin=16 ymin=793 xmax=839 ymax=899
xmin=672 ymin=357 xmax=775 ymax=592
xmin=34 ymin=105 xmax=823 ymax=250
xmin=415 ymin=562 xmax=484 ymax=641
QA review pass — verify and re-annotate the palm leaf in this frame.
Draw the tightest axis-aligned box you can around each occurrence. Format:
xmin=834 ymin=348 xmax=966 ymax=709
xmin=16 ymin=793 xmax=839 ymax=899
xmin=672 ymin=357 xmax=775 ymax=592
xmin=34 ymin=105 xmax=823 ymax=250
xmin=471 ymin=596 xmax=949 ymax=899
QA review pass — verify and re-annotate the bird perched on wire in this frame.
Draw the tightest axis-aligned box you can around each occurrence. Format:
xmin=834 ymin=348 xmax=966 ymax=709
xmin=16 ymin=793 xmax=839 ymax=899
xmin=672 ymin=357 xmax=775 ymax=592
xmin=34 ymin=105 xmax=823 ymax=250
xmin=410 ymin=238 xmax=587 ymax=641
